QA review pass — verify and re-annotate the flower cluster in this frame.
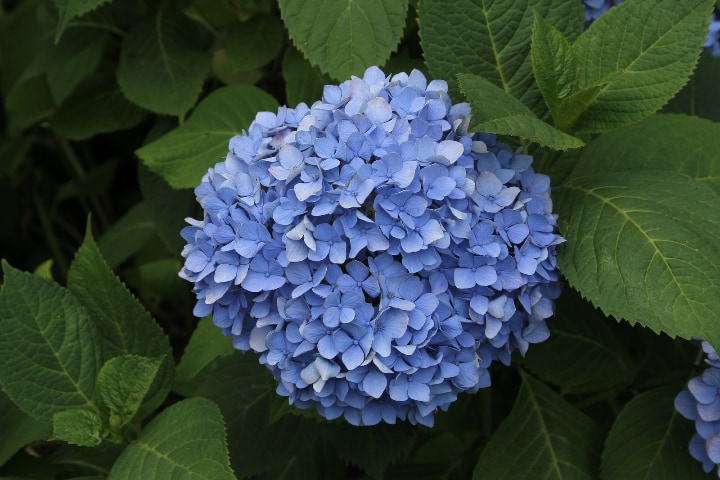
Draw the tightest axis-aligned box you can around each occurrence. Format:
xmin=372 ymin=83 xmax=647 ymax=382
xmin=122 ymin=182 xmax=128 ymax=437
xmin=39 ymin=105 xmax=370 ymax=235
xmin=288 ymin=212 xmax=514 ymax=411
xmin=179 ymin=66 xmax=564 ymax=426
xmin=675 ymin=341 xmax=720 ymax=476
xmin=581 ymin=0 xmax=624 ymax=24
xmin=706 ymin=10 xmax=720 ymax=57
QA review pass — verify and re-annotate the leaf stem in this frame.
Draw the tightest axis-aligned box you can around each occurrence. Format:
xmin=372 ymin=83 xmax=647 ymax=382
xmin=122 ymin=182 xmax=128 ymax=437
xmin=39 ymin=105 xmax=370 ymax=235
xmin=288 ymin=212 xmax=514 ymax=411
xmin=33 ymin=192 xmax=69 ymax=278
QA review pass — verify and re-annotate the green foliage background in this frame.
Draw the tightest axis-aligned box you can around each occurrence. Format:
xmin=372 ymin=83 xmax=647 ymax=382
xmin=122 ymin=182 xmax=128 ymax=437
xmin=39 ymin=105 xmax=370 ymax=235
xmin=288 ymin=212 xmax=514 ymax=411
xmin=1 ymin=0 xmax=720 ymax=478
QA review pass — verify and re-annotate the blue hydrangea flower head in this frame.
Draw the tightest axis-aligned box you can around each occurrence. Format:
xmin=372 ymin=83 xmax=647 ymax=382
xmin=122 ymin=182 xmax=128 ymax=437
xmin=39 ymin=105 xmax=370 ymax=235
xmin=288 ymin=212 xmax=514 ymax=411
xmin=582 ymin=0 xmax=624 ymax=24
xmin=179 ymin=66 xmax=564 ymax=426
xmin=705 ymin=11 xmax=720 ymax=57
xmin=676 ymin=341 xmax=720 ymax=475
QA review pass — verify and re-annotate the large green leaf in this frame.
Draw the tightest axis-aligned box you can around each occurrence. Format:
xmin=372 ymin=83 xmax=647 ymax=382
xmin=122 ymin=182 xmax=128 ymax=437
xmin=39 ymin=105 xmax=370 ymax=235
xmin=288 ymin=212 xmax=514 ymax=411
xmin=556 ymin=171 xmax=720 ymax=350
xmin=458 ymin=73 xmax=584 ymax=150
xmin=600 ymin=387 xmax=708 ymax=480
xmin=282 ymin=46 xmax=332 ymax=107
xmin=182 ymin=350 xmax=319 ymax=478
xmin=52 ymin=0 xmax=113 ymax=42
xmin=573 ymin=114 xmax=720 ymax=195
xmin=664 ymin=50 xmax=720 ymax=123
xmin=51 ymin=75 xmax=147 ymax=141
xmin=67 ymin=227 xmax=173 ymax=417
xmin=96 ymin=203 xmax=156 ymax=269
xmin=419 ymin=0 xmax=583 ymax=108
xmin=0 ymin=262 xmax=103 ymax=422
xmin=174 ymin=317 xmax=235 ymax=389
xmin=530 ymin=12 xmax=575 ymax=117
xmin=137 ymin=84 xmax=278 ymax=189
xmin=108 ymin=398 xmax=236 ymax=480
xmin=225 ymin=15 xmax=285 ymax=72
xmin=473 ymin=374 xmax=602 ymax=479
xmin=279 ymin=0 xmax=408 ymax=81
xmin=572 ymin=0 xmax=715 ymax=132
xmin=522 ymin=288 xmax=633 ymax=394
xmin=0 ymin=391 xmax=50 ymax=467
xmin=117 ymin=10 xmax=209 ymax=116
xmin=327 ymin=423 xmax=416 ymax=479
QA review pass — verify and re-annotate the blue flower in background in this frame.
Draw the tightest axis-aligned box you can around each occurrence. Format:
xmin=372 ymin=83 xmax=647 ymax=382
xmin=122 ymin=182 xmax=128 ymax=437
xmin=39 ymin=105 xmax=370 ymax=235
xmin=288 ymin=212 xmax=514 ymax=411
xmin=179 ymin=66 xmax=564 ymax=426
xmin=581 ymin=0 xmax=624 ymax=23
xmin=676 ymin=341 xmax=720 ymax=476
xmin=705 ymin=11 xmax=720 ymax=57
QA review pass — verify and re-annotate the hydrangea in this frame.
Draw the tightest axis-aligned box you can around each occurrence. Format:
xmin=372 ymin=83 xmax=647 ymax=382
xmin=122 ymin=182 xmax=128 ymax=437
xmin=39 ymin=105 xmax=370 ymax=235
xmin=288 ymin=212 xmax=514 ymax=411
xmin=675 ymin=340 xmax=720 ymax=476
xmin=581 ymin=0 xmax=624 ymax=24
xmin=179 ymin=66 xmax=564 ymax=426
xmin=705 ymin=11 xmax=720 ymax=57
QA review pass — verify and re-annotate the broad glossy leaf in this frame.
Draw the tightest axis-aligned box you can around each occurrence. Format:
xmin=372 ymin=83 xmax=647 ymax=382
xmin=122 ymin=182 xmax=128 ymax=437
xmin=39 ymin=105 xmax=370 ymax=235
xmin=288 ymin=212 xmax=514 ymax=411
xmin=664 ymin=50 xmax=720 ymax=123
xmin=459 ymin=73 xmax=584 ymax=150
xmin=556 ymin=171 xmax=720 ymax=350
xmin=522 ymin=288 xmax=633 ymax=394
xmin=96 ymin=355 xmax=164 ymax=428
xmin=572 ymin=0 xmax=715 ymax=132
xmin=282 ymin=46 xmax=332 ymax=107
xmin=96 ymin=203 xmax=156 ymax=269
xmin=473 ymin=374 xmax=602 ymax=479
xmin=138 ymin=164 xmax=196 ymax=254
xmin=419 ymin=0 xmax=583 ymax=108
xmin=573 ymin=114 xmax=720 ymax=195
xmin=328 ymin=423 xmax=416 ymax=479
xmin=137 ymin=85 xmax=277 ymax=189
xmin=117 ymin=10 xmax=209 ymax=116
xmin=51 ymin=75 xmax=146 ymax=141
xmin=183 ymin=350 xmax=317 ymax=478
xmin=0 ymin=391 xmax=49 ymax=467
xmin=601 ymin=387 xmax=707 ymax=480
xmin=174 ymin=317 xmax=235 ymax=389
xmin=0 ymin=262 xmax=103 ymax=421
xmin=67 ymin=227 xmax=173 ymax=417
xmin=52 ymin=0 xmax=112 ymax=42
xmin=530 ymin=12 xmax=575 ymax=117
xmin=108 ymin=398 xmax=236 ymax=480
xmin=279 ymin=0 xmax=408 ymax=81
xmin=225 ymin=15 xmax=284 ymax=71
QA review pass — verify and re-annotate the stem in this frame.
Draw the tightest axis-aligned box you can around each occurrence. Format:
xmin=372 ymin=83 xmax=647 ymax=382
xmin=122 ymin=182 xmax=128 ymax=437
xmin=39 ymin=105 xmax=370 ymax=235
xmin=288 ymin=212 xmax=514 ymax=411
xmin=57 ymin=137 xmax=111 ymax=230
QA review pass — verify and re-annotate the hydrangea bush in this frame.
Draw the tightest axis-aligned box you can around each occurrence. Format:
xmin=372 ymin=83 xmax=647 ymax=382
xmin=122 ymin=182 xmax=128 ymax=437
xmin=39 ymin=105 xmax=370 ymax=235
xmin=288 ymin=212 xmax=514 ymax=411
xmin=179 ymin=67 xmax=563 ymax=426
xmin=1 ymin=0 xmax=720 ymax=479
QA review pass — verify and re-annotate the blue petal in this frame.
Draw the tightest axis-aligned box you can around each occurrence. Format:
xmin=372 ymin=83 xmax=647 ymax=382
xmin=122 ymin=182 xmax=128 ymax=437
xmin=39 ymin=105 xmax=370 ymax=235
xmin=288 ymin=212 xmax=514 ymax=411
xmin=342 ymin=345 xmax=366 ymax=370
xmin=363 ymin=370 xmax=388 ymax=399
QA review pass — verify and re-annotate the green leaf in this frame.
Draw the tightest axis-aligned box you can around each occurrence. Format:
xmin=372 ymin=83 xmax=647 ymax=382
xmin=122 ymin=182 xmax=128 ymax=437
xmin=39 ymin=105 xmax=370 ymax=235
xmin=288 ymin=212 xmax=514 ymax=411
xmin=573 ymin=114 xmax=720 ymax=196
xmin=108 ymin=398 xmax=236 ymax=480
xmin=418 ymin=0 xmax=584 ymax=109
xmin=137 ymin=84 xmax=278 ymax=189
xmin=174 ymin=317 xmax=235 ymax=390
xmin=279 ymin=0 xmax=409 ymax=81
xmin=50 ymin=409 xmax=107 ymax=447
xmin=530 ymin=12 xmax=575 ymax=117
xmin=328 ymin=423 xmax=416 ymax=479
xmin=225 ymin=15 xmax=284 ymax=71
xmin=67 ymin=226 xmax=173 ymax=417
xmin=664 ymin=50 xmax=720 ymax=123
xmin=117 ymin=10 xmax=209 ymax=116
xmin=183 ymin=350 xmax=317 ymax=478
xmin=572 ymin=0 xmax=715 ymax=132
xmin=458 ymin=73 xmax=584 ymax=150
xmin=96 ymin=203 xmax=156 ymax=269
xmin=282 ymin=46 xmax=332 ymax=107
xmin=96 ymin=355 xmax=164 ymax=429
xmin=51 ymin=75 xmax=147 ymax=141
xmin=600 ymin=387 xmax=708 ymax=480
xmin=0 ymin=262 xmax=103 ymax=422
xmin=0 ymin=390 xmax=50 ymax=467
xmin=555 ymin=171 xmax=720 ymax=350
xmin=473 ymin=374 xmax=602 ymax=479
xmin=522 ymin=288 xmax=633 ymax=394
xmin=52 ymin=0 xmax=113 ymax=42
xmin=137 ymin=164 xmax=196 ymax=255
